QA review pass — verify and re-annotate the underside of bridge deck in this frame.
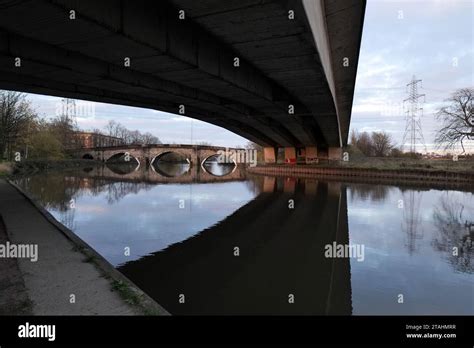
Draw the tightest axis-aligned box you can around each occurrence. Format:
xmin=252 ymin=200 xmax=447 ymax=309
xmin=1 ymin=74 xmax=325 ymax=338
xmin=0 ymin=0 xmax=365 ymax=149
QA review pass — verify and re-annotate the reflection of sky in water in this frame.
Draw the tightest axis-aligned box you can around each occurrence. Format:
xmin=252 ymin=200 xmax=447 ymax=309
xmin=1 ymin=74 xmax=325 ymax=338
xmin=49 ymin=182 xmax=256 ymax=266
xmin=16 ymin=171 xmax=474 ymax=315
xmin=348 ymin=188 xmax=474 ymax=315
xmin=203 ymin=162 xmax=236 ymax=176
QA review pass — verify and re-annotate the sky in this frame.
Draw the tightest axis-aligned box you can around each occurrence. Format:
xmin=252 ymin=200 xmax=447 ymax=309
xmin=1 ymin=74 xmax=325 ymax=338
xmin=20 ymin=0 xmax=474 ymax=151
xmin=351 ymin=0 xmax=474 ymax=152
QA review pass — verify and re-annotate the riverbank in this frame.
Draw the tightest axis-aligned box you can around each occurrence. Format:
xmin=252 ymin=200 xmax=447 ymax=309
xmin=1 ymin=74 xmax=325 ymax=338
xmin=0 ymin=179 xmax=169 ymax=315
xmin=249 ymin=160 xmax=474 ymax=185
xmin=10 ymin=159 xmax=103 ymax=176
xmin=0 ymin=162 xmax=12 ymax=177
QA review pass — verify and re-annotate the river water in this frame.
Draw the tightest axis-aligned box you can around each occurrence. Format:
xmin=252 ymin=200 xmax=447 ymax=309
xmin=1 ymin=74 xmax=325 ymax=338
xmin=14 ymin=163 xmax=474 ymax=315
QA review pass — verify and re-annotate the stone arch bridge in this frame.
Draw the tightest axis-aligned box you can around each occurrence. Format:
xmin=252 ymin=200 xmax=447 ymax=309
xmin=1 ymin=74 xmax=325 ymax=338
xmin=80 ymin=162 xmax=247 ymax=184
xmin=73 ymin=144 xmax=248 ymax=167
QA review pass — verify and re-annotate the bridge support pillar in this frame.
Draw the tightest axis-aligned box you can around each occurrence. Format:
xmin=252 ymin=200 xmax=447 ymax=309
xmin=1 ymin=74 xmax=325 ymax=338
xmin=305 ymin=180 xmax=318 ymax=195
xmin=283 ymin=177 xmax=296 ymax=193
xmin=263 ymin=176 xmax=276 ymax=193
xmin=284 ymin=147 xmax=296 ymax=164
xmin=305 ymin=146 xmax=318 ymax=164
xmin=328 ymin=147 xmax=343 ymax=161
xmin=263 ymin=147 xmax=277 ymax=164
xmin=190 ymin=151 xmax=199 ymax=166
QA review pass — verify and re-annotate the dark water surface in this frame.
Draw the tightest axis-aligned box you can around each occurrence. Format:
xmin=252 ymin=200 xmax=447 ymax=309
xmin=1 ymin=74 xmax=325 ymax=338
xmin=14 ymin=164 xmax=474 ymax=315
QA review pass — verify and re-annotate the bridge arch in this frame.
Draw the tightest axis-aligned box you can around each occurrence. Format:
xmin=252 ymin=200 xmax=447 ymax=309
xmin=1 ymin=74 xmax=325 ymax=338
xmin=201 ymin=154 xmax=237 ymax=177
xmin=105 ymin=152 xmax=140 ymax=170
xmin=150 ymin=151 xmax=191 ymax=166
xmin=151 ymin=151 xmax=191 ymax=177
xmin=82 ymin=153 xmax=94 ymax=160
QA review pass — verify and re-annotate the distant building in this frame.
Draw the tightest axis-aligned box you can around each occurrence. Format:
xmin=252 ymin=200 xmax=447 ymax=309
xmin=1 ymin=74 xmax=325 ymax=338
xmin=68 ymin=132 xmax=124 ymax=149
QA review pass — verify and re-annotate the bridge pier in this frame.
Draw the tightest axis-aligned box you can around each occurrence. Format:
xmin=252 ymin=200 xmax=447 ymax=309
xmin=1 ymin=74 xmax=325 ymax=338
xmin=284 ymin=147 xmax=296 ymax=164
xmin=283 ymin=178 xmax=296 ymax=193
xmin=263 ymin=176 xmax=276 ymax=193
xmin=305 ymin=146 xmax=318 ymax=164
xmin=139 ymin=156 xmax=150 ymax=168
xmin=328 ymin=147 xmax=343 ymax=161
xmin=263 ymin=147 xmax=277 ymax=164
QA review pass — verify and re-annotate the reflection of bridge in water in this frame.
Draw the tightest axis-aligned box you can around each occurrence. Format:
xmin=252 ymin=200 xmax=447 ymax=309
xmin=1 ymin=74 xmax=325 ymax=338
xmin=81 ymin=162 xmax=247 ymax=184
xmin=118 ymin=177 xmax=352 ymax=315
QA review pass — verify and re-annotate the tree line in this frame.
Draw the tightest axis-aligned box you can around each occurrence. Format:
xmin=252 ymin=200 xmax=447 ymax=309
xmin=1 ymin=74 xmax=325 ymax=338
xmin=0 ymin=91 xmax=161 ymax=160
xmin=101 ymin=120 xmax=161 ymax=146
xmin=0 ymin=91 xmax=72 ymax=160
xmin=1 ymin=87 xmax=472 ymax=161
xmin=349 ymin=130 xmax=398 ymax=157
xmin=350 ymin=87 xmax=473 ymax=157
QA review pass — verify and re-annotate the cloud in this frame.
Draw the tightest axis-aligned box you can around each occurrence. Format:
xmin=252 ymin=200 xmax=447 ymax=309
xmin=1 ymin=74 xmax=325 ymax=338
xmin=10 ymin=0 xmax=474 ymax=151
xmin=350 ymin=0 xmax=473 ymax=152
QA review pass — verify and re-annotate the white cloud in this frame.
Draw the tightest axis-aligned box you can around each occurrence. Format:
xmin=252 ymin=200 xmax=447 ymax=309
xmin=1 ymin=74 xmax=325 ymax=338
xmin=350 ymin=0 xmax=473 ymax=152
xmin=9 ymin=0 xmax=474 ymax=151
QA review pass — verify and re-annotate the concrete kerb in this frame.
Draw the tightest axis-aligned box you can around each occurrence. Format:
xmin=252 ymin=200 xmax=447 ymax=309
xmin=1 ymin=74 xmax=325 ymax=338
xmin=7 ymin=179 xmax=170 ymax=316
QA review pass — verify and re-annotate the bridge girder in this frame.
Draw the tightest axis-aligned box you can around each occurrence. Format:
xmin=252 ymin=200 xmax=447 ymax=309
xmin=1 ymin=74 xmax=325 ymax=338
xmin=0 ymin=0 xmax=365 ymax=147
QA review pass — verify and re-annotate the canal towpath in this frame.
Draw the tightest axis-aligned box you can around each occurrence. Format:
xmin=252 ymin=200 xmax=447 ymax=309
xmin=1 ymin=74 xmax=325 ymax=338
xmin=0 ymin=179 xmax=168 ymax=315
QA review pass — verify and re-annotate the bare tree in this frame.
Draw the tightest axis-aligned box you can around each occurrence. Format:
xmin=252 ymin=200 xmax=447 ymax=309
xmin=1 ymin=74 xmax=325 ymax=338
xmin=117 ymin=125 xmax=130 ymax=144
xmin=435 ymin=88 xmax=474 ymax=153
xmin=141 ymin=132 xmax=160 ymax=144
xmin=371 ymin=131 xmax=395 ymax=157
xmin=354 ymin=131 xmax=374 ymax=156
xmin=196 ymin=141 xmax=212 ymax=146
xmin=349 ymin=129 xmax=359 ymax=146
xmin=103 ymin=120 xmax=161 ymax=145
xmin=350 ymin=129 xmax=395 ymax=157
xmin=104 ymin=120 xmax=120 ymax=138
xmin=127 ymin=130 xmax=141 ymax=144
xmin=0 ymin=91 xmax=36 ymax=159
xmin=49 ymin=113 xmax=78 ymax=149
xmin=91 ymin=128 xmax=103 ymax=135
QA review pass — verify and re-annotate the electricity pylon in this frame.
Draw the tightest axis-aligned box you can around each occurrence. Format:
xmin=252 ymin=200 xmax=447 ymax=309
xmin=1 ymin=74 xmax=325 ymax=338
xmin=402 ymin=76 xmax=427 ymax=153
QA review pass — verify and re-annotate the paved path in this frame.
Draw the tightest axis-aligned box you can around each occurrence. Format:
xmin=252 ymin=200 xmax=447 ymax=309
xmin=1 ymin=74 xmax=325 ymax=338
xmin=0 ymin=180 xmax=141 ymax=315
xmin=0 ymin=213 xmax=31 ymax=315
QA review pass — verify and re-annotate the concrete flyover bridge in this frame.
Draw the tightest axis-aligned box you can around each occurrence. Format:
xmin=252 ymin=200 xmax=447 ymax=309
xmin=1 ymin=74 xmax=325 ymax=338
xmin=0 ymin=0 xmax=365 ymax=164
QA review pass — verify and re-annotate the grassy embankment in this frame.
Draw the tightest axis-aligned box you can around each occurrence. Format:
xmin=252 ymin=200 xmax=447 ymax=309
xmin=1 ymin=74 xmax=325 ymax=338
xmin=260 ymin=154 xmax=474 ymax=175
xmin=0 ymin=159 xmax=103 ymax=177
xmin=0 ymin=161 xmax=12 ymax=178
xmin=314 ymin=156 xmax=474 ymax=174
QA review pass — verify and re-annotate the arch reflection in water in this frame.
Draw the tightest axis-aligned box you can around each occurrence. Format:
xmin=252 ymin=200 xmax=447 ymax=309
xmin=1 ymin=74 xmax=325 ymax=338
xmin=105 ymin=162 xmax=139 ymax=175
xmin=151 ymin=152 xmax=190 ymax=178
xmin=201 ymin=154 xmax=236 ymax=177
